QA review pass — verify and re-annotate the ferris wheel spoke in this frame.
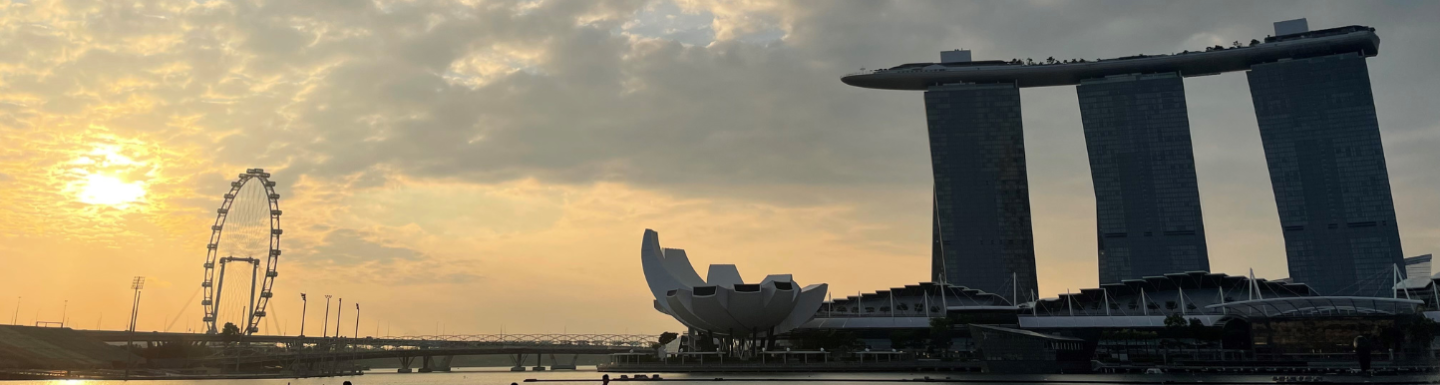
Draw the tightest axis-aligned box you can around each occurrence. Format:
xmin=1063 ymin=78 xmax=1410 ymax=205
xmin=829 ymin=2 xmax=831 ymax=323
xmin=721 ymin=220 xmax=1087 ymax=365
xmin=201 ymin=170 xmax=282 ymax=335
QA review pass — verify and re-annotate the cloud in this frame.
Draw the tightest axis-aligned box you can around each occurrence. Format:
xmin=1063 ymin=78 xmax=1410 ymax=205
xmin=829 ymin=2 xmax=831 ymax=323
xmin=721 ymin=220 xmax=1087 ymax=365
xmin=2 ymin=0 xmax=1440 ymax=335
xmin=306 ymin=228 xmax=423 ymax=266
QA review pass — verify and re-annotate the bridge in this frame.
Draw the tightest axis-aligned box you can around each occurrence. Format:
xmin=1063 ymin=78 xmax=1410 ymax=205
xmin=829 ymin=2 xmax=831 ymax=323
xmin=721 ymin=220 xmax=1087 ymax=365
xmin=77 ymin=330 xmax=656 ymax=373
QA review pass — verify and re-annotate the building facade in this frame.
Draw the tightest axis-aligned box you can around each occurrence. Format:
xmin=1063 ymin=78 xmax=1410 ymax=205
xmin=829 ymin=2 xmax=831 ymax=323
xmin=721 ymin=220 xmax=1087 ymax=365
xmin=1247 ymin=52 xmax=1405 ymax=296
xmin=924 ymin=83 xmax=1039 ymax=299
xmin=843 ymin=21 xmax=1400 ymax=298
xmin=1078 ymin=73 xmax=1210 ymax=284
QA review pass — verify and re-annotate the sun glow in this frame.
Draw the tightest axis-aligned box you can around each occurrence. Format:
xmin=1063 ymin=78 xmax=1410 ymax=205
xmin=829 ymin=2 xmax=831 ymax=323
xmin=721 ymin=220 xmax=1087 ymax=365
xmin=77 ymin=174 xmax=146 ymax=206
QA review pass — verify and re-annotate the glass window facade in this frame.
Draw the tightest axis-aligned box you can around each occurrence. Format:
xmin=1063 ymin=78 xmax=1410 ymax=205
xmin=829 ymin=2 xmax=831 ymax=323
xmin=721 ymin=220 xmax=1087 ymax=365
xmin=1077 ymin=73 xmax=1210 ymax=284
xmin=924 ymin=83 xmax=1038 ymax=300
xmin=1247 ymin=53 xmax=1404 ymax=296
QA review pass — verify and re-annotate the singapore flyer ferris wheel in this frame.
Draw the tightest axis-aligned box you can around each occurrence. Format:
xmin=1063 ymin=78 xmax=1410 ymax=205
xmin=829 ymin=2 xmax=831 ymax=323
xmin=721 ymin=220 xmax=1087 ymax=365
xmin=200 ymin=168 xmax=282 ymax=335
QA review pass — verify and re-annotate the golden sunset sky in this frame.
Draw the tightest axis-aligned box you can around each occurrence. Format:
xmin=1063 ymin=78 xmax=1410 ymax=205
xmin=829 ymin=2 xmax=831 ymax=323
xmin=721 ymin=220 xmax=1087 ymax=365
xmin=1 ymin=0 xmax=1438 ymax=337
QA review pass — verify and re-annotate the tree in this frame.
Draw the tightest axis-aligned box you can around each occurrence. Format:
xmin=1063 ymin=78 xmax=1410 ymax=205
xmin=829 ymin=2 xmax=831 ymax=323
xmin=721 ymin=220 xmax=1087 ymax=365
xmin=221 ymin=322 xmax=241 ymax=336
xmin=928 ymin=317 xmax=954 ymax=351
xmin=790 ymin=329 xmax=862 ymax=352
xmin=1163 ymin=314 xmax=1187 ymax=329
xmin=1250 ymin=39 xmax=1261 ymax=46
xmin=889 ymin=330 xmax=919 ymax=350
xmin=658 ymin=332 xmax=679 ymax=347
xmin=221 ymin=322 xmax=242 ymax=342
xmin=1165 ymin=301 xmax=1178 ymax=311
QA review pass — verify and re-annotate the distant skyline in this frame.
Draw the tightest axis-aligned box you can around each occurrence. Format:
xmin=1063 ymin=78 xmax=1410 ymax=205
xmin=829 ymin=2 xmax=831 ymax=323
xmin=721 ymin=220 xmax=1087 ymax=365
xmin=1 ymin=1 xmax=1438 ymax=336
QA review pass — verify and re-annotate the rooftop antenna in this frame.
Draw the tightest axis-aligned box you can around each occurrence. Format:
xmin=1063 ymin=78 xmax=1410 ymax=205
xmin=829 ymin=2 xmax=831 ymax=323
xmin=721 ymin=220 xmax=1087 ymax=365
xmin=1432 ymin=280 xmax=1439 ymax=310
xmin=923 ymin=292 xmax=931 ymax=318
xmin=1179 ymin=286 xmax=1186 ymax=315
xmin=933 ymin=184 xmax=950 ymax=313
xmin=1248 ymin=268 xmax=1264 ymax=300
xmin=1217 ymin=285 xmax=1227 ymax=314
xmin=1012 ymin=272 xmax=1018 ymax=306
xmin=888 ymin=291 xmax=896 ymax=319
xmin=1103 ymin=288 xmax=1111 ymax=316
xmin=933 ymin=184 xmax=949 ymax=288
xmin=1395 ymin=263 xmax=1410 ymax=299
xmin=1065 ymin=288 xmax=1074 ymax=316
xmin=1141 ymin=288 xmax=1148 ymax=316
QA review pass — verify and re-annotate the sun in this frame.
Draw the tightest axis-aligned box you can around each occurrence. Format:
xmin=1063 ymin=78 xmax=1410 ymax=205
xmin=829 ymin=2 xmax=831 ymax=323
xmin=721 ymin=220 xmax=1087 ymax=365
xmin=77 ymin=174 xmax=146 ymax=206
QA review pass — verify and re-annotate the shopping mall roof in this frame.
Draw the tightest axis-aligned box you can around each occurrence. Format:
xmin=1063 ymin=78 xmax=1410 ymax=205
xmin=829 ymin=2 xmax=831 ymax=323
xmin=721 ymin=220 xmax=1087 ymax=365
xmin=1206 ymin=296 xmax=1422 ymax=317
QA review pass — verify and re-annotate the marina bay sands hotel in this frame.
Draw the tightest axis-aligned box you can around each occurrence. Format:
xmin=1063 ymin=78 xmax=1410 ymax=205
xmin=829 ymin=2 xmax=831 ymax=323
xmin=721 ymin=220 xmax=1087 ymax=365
xmin=842 ymin=19 xmax=1404 ymax=298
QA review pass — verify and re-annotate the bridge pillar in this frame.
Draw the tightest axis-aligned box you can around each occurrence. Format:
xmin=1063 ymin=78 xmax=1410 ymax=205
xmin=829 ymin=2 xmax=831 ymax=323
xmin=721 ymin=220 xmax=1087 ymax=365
xmin=551 ymin=354 xmax=579 ymax=370
xmin=435 ymin=355 xmax=453 ymax=372
xmin=510 ymin=353 xmax=527 ymax=371
xmin=417 ymin=355 xmax=453 ymax=372
xmin=397 ymin=356 xmax=415 ymax=373
xmin=533 ymin=353 xmax=546 ymax=371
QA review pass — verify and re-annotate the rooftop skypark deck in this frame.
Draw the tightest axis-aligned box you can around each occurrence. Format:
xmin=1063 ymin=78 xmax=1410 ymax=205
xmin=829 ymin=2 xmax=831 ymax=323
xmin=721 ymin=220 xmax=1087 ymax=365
xmin=841 ymin=25 xmax=1378 ymax=90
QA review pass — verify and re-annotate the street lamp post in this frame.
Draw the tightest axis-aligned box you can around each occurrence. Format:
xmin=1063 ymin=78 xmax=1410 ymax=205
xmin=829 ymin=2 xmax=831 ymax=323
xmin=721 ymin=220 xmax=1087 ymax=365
xmin=299 ymin=293 xmax=308 ymax=337
xmin=321 ymin=295 xmax=332 ymax=338
xmin=334 ymin=298 xmax=343 ymax=339
xmin=333 ymin=298 xmax=343 ymax=375
xmin=125 ymin=276 xmax=145 ymax=379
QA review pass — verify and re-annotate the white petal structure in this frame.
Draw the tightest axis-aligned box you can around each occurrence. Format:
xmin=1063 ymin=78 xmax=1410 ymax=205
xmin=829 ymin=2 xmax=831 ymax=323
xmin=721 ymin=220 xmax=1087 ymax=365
xmin=642 ymin=229 xmax=828 ymax=337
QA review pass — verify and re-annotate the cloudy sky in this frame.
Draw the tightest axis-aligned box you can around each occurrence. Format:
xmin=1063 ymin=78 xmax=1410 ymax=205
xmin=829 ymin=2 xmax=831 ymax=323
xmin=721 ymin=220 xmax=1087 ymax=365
xmin=1 ymin=0 xmax=1438 ymax=336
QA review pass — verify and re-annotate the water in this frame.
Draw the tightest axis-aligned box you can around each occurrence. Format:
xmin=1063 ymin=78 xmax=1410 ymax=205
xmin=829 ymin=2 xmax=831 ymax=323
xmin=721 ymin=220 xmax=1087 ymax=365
xmin=4 ymin=367 xmax=1431 ymax=384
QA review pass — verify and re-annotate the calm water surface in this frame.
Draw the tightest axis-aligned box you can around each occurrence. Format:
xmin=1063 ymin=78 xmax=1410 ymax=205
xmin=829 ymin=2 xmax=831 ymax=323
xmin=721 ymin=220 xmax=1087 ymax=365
xmin=6 ymin=367 xmax=1433 ymax=385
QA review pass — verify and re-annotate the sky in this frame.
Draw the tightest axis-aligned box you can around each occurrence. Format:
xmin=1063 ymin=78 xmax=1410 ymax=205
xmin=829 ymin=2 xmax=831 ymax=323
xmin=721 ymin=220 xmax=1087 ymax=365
xmin=1 ymin=0 xmax=1438 ymax=337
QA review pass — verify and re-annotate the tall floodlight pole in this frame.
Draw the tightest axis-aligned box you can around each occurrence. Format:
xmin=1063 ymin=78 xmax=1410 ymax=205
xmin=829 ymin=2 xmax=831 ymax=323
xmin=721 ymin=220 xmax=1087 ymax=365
xmin=126 ymin=276 xmax=145 ymax=379
xmin=299 ymin=293 xmax=308 ymax=337
xmin=334 ymin=298 xmax=343 ymax=339
xmin=321 ymin=295 xmax=332 ymax=338
xmin=353 ymin=303 xmax=360 ymax=338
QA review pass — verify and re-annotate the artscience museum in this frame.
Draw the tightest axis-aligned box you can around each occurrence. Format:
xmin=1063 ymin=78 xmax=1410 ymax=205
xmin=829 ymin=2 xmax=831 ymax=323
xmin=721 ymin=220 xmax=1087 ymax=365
xmin=641 ymin=229 xmax=828 ymax=339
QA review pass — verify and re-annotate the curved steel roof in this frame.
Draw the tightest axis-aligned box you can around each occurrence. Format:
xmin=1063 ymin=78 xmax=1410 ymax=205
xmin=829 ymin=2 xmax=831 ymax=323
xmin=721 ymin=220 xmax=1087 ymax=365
xmin=1206 ymin=296 xmax=1421 ymax=317
xmin=841 ymin=29 xmax=1378 ymax=90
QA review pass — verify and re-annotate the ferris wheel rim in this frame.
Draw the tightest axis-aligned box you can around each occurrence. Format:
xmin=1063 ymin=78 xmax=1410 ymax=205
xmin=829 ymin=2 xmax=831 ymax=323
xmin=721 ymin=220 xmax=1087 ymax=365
xmin=201 ymin=169 xmax=282 ymax=335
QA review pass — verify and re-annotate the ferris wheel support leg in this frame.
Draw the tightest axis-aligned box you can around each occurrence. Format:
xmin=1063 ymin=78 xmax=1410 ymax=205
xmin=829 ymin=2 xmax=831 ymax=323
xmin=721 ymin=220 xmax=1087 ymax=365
xmin=246 ymin=261 xmax=259 ymax=334
xmin=213 ymin=261 xmax=229 ymax=331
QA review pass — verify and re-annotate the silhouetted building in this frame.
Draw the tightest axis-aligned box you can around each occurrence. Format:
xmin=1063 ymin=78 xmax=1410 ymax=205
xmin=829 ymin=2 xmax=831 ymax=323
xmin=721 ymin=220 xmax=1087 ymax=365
xmin=1078 ymin=73 xmax=1209 ymax=283
xmin=842 ymin=19 xmax=1392 ymax=297
xmin=1247 ymin=50 xmax=1403 ymax=296
xmin=925 ymin=82 xmax=1039 ymax=299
